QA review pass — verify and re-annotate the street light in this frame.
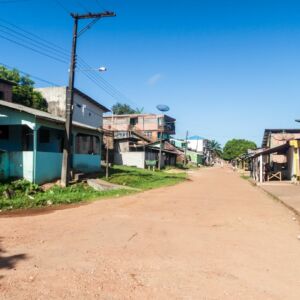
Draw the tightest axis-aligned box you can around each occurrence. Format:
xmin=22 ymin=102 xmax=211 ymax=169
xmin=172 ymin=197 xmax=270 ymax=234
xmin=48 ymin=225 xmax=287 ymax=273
xmin=80 ymin=66 xmax=108 ymax=72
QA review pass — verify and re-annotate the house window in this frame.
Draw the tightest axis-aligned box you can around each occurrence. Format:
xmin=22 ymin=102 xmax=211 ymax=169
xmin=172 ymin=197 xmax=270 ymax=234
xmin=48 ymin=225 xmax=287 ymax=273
xmin=39 ymin=129 xmax=50 ymax=143
xmin=0 ymin=91 xmax=4 ymax=100
xmin=0 ymin=125 xmax=9 ymax=139
xmin=130 ymin=117 xmax=138 ymax=126
xmin=76 ymin=134 xmax=100 ymax=154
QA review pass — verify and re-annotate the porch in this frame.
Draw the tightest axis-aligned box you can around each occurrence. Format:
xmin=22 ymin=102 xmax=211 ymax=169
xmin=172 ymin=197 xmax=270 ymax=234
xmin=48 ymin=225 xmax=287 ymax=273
xmin=250 ymin=140 xmax=300 ymax=184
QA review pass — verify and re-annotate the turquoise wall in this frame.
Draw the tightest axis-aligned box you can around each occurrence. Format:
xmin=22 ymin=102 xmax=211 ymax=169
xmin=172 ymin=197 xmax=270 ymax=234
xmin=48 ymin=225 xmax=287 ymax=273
xmin=73 ymin=154 xmax=101 ymax=173
xmin=0 ymin=125 xmax=33 ymax=151
xmin=9 ymin=151 xmax=33 ymax=182
xmin=37 ymin=127 xmax=63 ymax=153
xmin=0 ymin=107 xmax=103 ymax=183
xmin=35 ymin=152 xmax=63 ymax=184
xmin=0 ymin=152 xmax=9 ymax=180
xmin=187 ymin=150 xmax=204 ymax=165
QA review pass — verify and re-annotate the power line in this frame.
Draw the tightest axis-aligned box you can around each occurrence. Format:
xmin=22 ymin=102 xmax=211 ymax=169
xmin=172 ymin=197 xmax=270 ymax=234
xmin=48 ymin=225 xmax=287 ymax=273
xmin=0 ymin=25 xmax=70 ymax=62
xmin=75 ymin=0 xmax=90 ymax=12
xmin=77 ymin=58 xmax=139 ymax=107
xmin=0 ymin=0 xmax=32 ymax=3
xmin=0 ymin=62 xmax=61 ymax=86
xmin=0 ymin=17 xmax=70 ymax=56
xmin=53 ymin=0 xmax=71 ymax=14
xmin=0 ymin=17 xmax=137 ymax=106
xmin=0 ymin=33 xmax=68 ymax=64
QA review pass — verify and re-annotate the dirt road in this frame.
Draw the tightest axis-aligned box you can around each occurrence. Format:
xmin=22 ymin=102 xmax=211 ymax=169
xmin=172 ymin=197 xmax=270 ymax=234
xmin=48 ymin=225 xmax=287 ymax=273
xmin=1 ymin=167 xmax=300 ymax=299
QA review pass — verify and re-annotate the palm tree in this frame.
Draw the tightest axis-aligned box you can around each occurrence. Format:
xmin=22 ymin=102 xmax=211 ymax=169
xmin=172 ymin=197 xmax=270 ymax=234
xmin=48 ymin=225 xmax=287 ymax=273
xmin=207 ymin=139 xmax=222 ymax=158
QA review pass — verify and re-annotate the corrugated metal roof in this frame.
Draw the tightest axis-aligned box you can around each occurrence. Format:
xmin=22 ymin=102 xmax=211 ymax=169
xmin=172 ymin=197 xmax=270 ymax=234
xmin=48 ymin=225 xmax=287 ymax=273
xmin=0 ymin=100 xmax=102 ymax=132
xmin=188 ymin=135 xmax=205 ymax=140
xmin=253 ymin=142 xmax=289 ymax=158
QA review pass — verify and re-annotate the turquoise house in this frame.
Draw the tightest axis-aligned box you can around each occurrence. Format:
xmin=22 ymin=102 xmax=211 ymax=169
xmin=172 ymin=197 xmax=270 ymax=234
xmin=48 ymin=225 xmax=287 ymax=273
xmin=0 ymin=100 xmax=105 ymax=184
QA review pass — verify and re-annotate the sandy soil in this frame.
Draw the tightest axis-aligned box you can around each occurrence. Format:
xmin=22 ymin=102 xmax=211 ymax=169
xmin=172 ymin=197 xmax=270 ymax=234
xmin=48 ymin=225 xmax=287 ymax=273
xmin=1 ymin=167 xmax=300 ymax=299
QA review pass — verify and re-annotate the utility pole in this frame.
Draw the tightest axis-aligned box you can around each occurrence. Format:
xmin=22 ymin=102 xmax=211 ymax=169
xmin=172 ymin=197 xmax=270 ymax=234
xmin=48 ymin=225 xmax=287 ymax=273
xmin=158 ymin=123 xmax=163 ymax=171
xmin=184 ymin=130 xmax=189 ymax=167
xmin=61 ymin=11 xmax=116 ymax=187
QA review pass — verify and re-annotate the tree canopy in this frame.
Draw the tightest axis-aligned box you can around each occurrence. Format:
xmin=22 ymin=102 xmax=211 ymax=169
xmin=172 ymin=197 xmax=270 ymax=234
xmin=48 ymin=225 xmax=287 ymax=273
xmin=222 ymin=139 xmax=257 ymax=161
xmin=207 ymin=139 xmax=222 ymax=157
xmin=0 ymin=66 xmax=47 ymax=111
xmin=112 ymin=102 xmax=144 ymax=115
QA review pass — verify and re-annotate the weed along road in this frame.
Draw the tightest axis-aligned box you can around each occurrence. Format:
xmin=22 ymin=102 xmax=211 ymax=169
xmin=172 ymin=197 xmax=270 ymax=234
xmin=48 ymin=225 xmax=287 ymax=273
xmin=1 ymin=167 xmax=300 ymax=299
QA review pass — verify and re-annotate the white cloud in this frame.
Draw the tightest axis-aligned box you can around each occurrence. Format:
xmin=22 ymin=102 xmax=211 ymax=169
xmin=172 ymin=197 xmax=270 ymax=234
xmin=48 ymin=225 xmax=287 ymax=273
xmin=147 ymin=73 xmax=163 ymax=86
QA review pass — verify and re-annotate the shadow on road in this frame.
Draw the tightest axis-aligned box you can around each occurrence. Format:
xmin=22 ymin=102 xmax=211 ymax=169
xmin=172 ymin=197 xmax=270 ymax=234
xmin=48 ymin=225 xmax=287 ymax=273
xmin=0 ymin=237 xmax=27 ymax=272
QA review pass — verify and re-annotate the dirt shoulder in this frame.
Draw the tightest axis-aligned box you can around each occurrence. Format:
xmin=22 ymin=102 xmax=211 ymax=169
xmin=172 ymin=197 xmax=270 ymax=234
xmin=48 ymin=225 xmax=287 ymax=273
xmin=1 ymin=167 xmax=300 ymax=299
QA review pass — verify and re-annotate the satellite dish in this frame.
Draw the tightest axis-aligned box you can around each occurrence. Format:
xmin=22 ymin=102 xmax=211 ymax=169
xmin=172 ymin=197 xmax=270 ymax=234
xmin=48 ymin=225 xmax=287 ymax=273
xmin=156 ymin=104 xmax=170 ymax=112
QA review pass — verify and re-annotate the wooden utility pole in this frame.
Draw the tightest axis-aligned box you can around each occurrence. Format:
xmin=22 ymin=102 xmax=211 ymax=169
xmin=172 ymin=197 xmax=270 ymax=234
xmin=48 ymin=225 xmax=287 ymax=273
xmin=105 ymin=140 xmax=109 ymax=179
xmin=184 ymin=130 xmax=189 ymax=167
xmin=158 ymin=127 xmax=163 ymax=170
xmin=61 ymin=11 xmax=116 ymax=187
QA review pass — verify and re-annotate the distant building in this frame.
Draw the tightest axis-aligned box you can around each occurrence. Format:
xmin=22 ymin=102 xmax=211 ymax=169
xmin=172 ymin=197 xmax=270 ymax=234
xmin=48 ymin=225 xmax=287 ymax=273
xmin=103 ymin=113 xmax=176 ymax=142
xmin=187 ymin=135 xmax=208 ymax=154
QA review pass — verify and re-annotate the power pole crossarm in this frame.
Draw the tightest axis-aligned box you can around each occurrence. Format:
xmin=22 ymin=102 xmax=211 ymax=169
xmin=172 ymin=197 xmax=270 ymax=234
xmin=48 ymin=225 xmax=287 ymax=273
xmin=71 ymin=12 xmax=116 ymax=19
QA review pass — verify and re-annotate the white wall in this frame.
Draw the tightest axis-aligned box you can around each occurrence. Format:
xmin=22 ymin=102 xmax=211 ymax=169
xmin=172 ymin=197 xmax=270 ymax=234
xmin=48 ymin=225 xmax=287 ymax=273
xmin=187 ymin=139 xmax=205 ymax=152
xmin=36 ymin=87 xmax=105 ymax=128
xmin=73 ymin=93 xmax=104 ymax=128
xmin=114 ymin=152 xmax=145 ymax=169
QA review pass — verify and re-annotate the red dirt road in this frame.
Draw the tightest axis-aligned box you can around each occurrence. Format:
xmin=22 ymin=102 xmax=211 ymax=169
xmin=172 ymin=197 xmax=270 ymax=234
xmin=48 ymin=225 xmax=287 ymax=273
xmin=1 ymin=167 xmax=300 ymax=299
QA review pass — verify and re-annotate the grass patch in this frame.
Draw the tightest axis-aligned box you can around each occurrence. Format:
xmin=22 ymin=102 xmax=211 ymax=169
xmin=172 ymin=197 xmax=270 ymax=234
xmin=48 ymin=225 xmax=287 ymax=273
xmin=105 ymin=165 xmax=187 ymax=190
xmin=0 ymin=166 xmax=187 ymax=211
xmin=240 ymin=175 xmax=250 ymax=180
xmin=0 ymin=180 xmax=133 ymax=211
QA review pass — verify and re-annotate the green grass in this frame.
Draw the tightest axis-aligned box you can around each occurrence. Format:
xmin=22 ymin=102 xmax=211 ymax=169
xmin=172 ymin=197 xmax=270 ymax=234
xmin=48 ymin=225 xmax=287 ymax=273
xmin=105 ymin=165 xmax=187 ymax=190
xmin=240 ymin=175 xmax=250 ymax=180
xmin=0 ymin=166 xmax=187 ymax=211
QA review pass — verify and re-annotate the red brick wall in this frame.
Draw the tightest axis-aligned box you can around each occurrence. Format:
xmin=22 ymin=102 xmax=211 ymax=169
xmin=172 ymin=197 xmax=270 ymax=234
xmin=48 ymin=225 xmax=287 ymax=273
xmin=0 ymin=82 xmax=13 ymax=102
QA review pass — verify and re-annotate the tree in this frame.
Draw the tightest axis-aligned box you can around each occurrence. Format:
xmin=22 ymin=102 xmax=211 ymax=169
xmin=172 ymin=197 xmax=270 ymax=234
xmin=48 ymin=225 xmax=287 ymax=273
xmin=0 ymin=65 xmax=47 ymax=111
xmin=223 ymin=139 xmax=257 ymax=161
xmin=207 ymin=139 xmax=222 ymax=158
xmin=111 ymin=102 xmax=144 ymax=115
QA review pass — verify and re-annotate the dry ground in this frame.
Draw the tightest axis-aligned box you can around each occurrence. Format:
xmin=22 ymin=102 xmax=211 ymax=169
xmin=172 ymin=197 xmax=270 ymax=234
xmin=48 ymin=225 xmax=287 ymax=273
xmin=1 ymin=167 xmax=300 ymax=299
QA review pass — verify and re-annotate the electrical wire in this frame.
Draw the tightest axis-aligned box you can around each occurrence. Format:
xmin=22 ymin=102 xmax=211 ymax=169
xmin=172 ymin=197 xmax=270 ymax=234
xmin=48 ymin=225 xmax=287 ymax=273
xmin=0 ymin=16 xmax=137 ymax=106
xmin=53 ymin=0 xmax=71 ymax=14
xmin=0 ymin=61 xmax=61 ymax=86
xmin=0 ymin=25 xmax=70 ymax=62
xmin=0 ymin=33 xmax=68 ymax=64
xmin=0 ymin=0 xmax=32 ymax=3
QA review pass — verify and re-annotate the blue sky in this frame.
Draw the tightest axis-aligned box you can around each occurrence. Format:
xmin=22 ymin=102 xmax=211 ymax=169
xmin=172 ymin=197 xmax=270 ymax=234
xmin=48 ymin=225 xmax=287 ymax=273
xmin=1 ymin=0 xmax=300 ymax=146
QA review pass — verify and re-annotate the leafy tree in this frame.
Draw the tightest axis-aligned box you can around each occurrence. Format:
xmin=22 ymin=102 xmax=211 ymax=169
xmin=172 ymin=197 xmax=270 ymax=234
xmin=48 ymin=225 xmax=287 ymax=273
xmin=223 ymin=139 xmax=257 ymax=161
xmin=112 ymin=102 xmax=144 ymax=115
xmin=207 ymin=139 xmax=222 ymax=158
xmin=0 ymin=65 xmax=47 ymax=111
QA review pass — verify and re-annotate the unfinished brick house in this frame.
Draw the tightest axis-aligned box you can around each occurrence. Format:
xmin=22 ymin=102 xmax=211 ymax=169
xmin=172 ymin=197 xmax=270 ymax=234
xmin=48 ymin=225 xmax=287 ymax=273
xmin=103 ymin=114 xmax=177 ymax=169
xmin=103 ymin=113 xmax=176 ymax=142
